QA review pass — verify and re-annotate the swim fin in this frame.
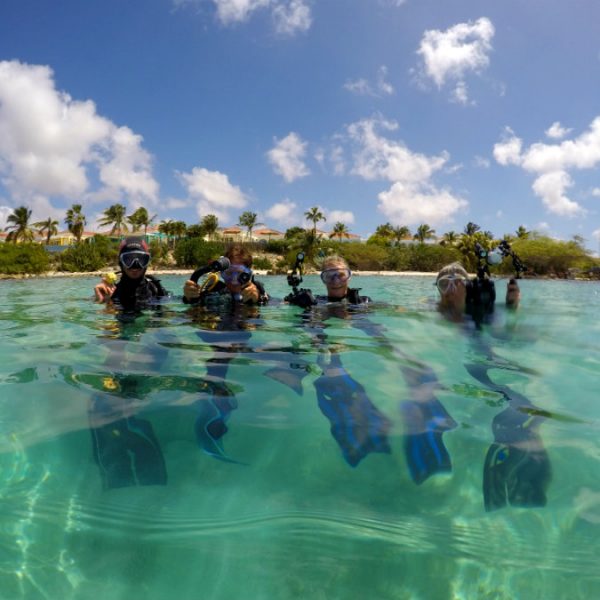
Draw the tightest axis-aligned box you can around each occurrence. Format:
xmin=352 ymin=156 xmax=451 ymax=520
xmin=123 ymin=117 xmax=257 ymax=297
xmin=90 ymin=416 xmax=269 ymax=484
xmin=314 ymin=356 xmax=391 ymax=467
xmin=401 ymin=397 xmax=457 ymax=485
xmin=90 ymin=415 xmax=167 ymax=489
xmin=483 ymin=407 xmax=551 ymax=511
xmin=194 ymin=382 xmax=244 ymax=464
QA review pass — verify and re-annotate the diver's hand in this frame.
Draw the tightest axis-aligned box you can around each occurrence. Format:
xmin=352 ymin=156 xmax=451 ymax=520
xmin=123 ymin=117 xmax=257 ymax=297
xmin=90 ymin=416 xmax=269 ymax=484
xmin=94 ymin=283 xmax=115 ymax=303
xmin=183 ymin=279 xmax=201 ymax=301
xmin=506 ymin=279 xmax=520 ymax=308
xmin=240 ymin=282 xmax=260 ymax=304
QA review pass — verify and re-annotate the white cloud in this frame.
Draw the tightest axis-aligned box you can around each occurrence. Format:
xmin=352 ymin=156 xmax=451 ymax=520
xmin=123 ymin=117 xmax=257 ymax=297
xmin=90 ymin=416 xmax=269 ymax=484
xmin=416 ymin=17 xmax=494 ymax=104
xmin=265 ymin=198 xmax=299 ymax=226
xmin=344 ymin=66 xmax=394 ymax=97
xmin=211 ymin=0 xmax=271 ymax=25
xmin=0 ymin=204 xmax=13 ymax=229
xmin=378 ymin=182 xmax=467 ymax=226
xmin=493 ymin=128 xmax=522 ymax=166
xmin=347 ymin=116 xmax=448 ymax=184
xmin=546 ymin=121 xmax=572 ymax=140
xmin=176 ymin=167 xmax=247 ymax=222
xmin=494 ymin=117 xmax=600 ymax=216
xmin=344 ymin=78 xmax=372 ymax=96
xmin=474 ymin=155 xmax=490 ymax=168
xmin=344 ymin=116 xmax=466 ymax=225
xmin=267 ymin=132 xmax=310 ymax=182
xmin=175 ymin=0 xmax=311 ymax=35
xmin=592 ymin=188 xmax=600 ymax=197
xmin=165 ymin=197 xmax=189 ymax=210
xmin=327 ymin=210 xmax=355 ymax=224
xmin=0 ymin=60 xmax=158 ymax=219
xmin=531 ymin=171 xmax=582 ymax=216
xmin=272 ymin=0 xmax=311 ymax=35
xmin=592 ymin=228 xmax=600 ymax=241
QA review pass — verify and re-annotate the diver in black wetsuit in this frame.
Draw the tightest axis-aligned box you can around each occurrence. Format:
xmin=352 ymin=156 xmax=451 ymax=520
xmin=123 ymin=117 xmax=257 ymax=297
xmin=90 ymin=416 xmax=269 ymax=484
xmin=182 ymin=244 xmax=269 ymax=308
xmin=284 ymin=254 xmax=455 ymax=478
xmin=436 ymin=247 xmax=551 ymax=511
xmin=88 ymin=237 xmax=172 ymax=489
xmin=180 ymin=244 xmax=270 ymax=462
xmin=94 ymin=237 xmax=169 ymax=309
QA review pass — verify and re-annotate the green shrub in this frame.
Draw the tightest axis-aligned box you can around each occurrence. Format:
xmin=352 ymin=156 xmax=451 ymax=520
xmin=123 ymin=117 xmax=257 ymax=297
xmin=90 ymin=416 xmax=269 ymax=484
xmin=148 ymin=239 xmax=171 ymax=267
xmin=58 ymin=241 xmax=105 ymax=272
xmin=263 ymin=240 xmax=288 ymax=255
xmin=173 ymin=238 xmax=226 ymax=268
xmin=407 ymin=244 xmax=462 ymax=272
xmin=496 ymin=236 xmax=595 ymax=277
xmin=336 ymin=242 xmax=388 ymax=270
xmin=252 ymin=257 xmax=273 ymax=270
xmin=0 ymin=243 xmax=50 ymax=274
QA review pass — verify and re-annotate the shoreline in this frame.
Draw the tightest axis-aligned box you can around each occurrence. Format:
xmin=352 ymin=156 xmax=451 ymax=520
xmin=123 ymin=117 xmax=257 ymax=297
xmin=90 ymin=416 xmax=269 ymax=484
xmin=0 ymin=269 xmax=440 ymax=280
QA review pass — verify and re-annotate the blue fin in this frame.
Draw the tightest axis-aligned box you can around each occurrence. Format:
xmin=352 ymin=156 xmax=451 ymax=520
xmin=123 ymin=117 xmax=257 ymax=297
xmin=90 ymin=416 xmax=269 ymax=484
xmin=90 ymin=414 xmax=167 ymax=489
xmin=194 ymin=392 xmax=246 ymax=465
xmin=401 ymin=397 xmax=457 ymax=485
xmin=314 ymin=365 xmax=391 ymax=467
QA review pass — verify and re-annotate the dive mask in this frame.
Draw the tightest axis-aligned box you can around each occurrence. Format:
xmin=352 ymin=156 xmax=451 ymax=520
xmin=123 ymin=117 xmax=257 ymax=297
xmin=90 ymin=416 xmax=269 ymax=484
xmin=119 ymin=251 xmax=151 ymax=270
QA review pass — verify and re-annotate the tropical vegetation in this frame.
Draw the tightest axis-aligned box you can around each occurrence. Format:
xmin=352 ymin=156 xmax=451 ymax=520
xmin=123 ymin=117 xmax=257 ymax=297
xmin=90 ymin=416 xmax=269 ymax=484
xmin=1 ymin=204 xmax=599 ymax=278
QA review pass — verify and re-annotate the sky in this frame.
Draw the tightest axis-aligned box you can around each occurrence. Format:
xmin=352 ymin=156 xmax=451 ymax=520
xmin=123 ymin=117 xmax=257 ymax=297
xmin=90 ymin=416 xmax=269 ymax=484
xmin=0 ymin=0 xmax=599 ymax=248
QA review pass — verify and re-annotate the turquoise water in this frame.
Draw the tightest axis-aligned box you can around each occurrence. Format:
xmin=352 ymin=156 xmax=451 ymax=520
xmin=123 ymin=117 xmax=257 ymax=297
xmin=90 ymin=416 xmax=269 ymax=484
xmin=0 ymin=275 xmax=599 ymax=600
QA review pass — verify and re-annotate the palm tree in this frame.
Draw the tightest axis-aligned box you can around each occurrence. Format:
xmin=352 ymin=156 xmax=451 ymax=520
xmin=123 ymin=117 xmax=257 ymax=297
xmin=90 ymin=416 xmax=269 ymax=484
xmin=374 ymin=223 xmax=394 ymax=239
xmin=516 ymin=225 xmax=530 ymax=240
xmin=171 ymin=220 xmax=187 ymax=241
xmin=159 ymin=219 xmax=174 ymax=248
xmin=5 ymin=206 xmax=34 ymax=243
xmin=392 ymin=225 xmax=411 ymax=245
xmin=128 ymin=207 xmax=156 ymax=236
xmin=99 ymin=204 xmax=129 ymax=236
xmin=413 ymin=223 xmax=436 ymax=243
xmin=238 ymin=211 xmax=258 ymax=240
xmin=34 ymin=217 xmax=59 ymax=245
xmin=463 ymin=222 xmax=481 ymax=236
xmin=304 ymin=206 xmax=326 ymax=236
xmin=330 ymin=222 xmax=350 ymax=242
xmin=65 ymin=204 xmax=86 ymax=243
xmin=201 ymin=214 xmax=219 ymax=240
xmin=440 ymin=231 xmax=459 ymax=246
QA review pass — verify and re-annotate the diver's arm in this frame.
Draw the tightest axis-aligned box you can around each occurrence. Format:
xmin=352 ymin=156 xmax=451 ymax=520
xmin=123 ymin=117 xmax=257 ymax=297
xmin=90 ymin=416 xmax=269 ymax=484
xmin=183 ymin=279 xmax=201 ymax=304
xmin=505 ymin=278 xmax=521 ymax=309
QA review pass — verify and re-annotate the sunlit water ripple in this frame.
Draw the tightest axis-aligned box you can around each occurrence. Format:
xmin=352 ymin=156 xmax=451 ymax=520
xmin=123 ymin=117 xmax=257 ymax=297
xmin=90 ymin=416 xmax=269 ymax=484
xmin=0 ymin=275 xmax=599 ymax=599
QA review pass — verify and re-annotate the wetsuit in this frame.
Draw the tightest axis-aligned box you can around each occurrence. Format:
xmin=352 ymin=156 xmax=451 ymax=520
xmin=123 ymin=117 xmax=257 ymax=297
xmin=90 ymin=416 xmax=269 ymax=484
xmin=183 ymin=278 xmax=269 ymax=307
xmin=111 ymin=273 xmax=169 ymax=309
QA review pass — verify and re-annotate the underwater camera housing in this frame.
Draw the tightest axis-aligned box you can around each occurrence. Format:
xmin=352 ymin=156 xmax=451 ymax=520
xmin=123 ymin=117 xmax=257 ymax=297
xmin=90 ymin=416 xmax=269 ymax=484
xmin=474 ymin=240 xmax=526 ymax=280
xmin=284 ymin=252 xmax=317 ymax=309
xmin=190 ymin=256 xmax=231 ymax=283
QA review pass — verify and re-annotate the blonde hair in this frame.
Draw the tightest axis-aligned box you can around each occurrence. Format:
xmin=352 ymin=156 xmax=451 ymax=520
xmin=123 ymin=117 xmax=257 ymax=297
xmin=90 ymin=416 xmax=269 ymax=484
xmin=436 ymin=262 xmax=468 ymax=283
xmin=321 ymin=255 xmax=349 ymax=271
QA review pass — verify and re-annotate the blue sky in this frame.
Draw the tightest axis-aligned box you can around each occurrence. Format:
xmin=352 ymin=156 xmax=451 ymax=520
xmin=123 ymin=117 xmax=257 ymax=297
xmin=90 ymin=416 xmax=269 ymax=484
xmin=0 ymin=0 xmax=599 ymax=247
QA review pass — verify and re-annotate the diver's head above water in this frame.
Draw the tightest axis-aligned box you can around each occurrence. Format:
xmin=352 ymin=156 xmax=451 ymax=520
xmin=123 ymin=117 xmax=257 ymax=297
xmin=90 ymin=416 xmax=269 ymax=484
xmin=320 ymin=255 xmax=352 ymax=299
xmin=119 ymin=237 xmax=151 ymax=280
xmin=436 ymin=262 xmax=469 ymax=315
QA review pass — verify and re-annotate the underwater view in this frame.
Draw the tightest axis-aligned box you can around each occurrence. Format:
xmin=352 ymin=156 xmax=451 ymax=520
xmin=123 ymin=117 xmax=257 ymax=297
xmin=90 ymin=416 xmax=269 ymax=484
xmin=0 ymin=274 xmax=599 ymax=600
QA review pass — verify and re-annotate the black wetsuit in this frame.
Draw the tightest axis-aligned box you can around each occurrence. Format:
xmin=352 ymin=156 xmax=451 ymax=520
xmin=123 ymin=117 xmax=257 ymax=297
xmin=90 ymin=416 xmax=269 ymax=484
xmin=183 ymin=278 xmax=269 ymax=308
xmin=111 ymin=273 xmax=169 ymax=309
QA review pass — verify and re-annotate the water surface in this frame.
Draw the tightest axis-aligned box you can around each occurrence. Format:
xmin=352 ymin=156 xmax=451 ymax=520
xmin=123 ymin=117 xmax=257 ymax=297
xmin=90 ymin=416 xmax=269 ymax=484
xmin=0 ymin=275 xmax=598 ymax=599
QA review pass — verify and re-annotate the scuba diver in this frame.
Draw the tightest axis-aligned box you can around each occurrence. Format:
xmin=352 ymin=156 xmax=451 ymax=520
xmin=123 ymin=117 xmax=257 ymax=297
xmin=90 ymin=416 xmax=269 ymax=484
xmin=86 ymin=237 xmax=172 ymax=489
xmin=94 ymin=237 xmax=169 ymax=309
xmin=181 ymin=245 xmax=271 ymax=463
xmin=284 ymin=254 xmax=455 ymax=479
xmin=436 ymin=242 xmax=552 ymax=510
